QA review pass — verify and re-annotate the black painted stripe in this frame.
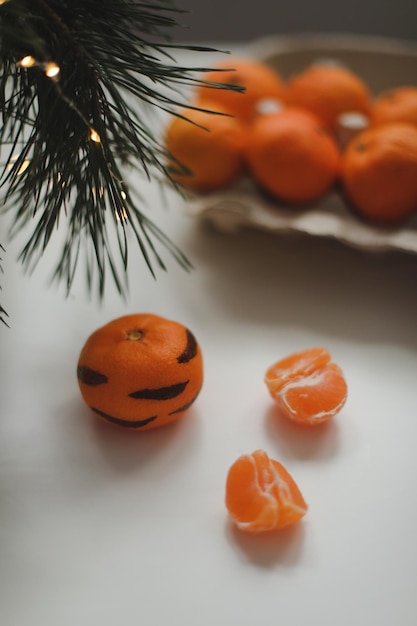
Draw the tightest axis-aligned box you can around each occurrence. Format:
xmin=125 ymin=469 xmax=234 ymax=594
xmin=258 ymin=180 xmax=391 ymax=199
xmin=77 ymin=366 xmax=108 ymax=386
xmin=177 ymin=329 xmax=198 ymax=364
xmin=168 ymin=392 xmax=200 ymax=416
xmin=91 ymin=407 xmax=158 ymax=429
xmin=129 ymin=380 xmax=189 ymax=400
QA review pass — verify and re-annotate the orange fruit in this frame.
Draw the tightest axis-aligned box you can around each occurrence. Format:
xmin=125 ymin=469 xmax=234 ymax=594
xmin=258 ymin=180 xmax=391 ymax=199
xmin=165 ymin=101 xmax=246 ymax=191
xmin=371 ymin=86 xmax=417 ymax=128
xmin=225 ymin=449 xmax=308 ymax=532
xmin=265 ymin=347 xmax=347 ymax=426
xmin=195 ymin=57 xmax=286 ymax=124
xmin=77 ymin=313 xmax=204 ymax=430
xmin=341 ymin=122 xmax=417 ymax=223
xmin=285 ymin=63 xmax=371 ymax=131
xmin=245 ymin=108 xmax=341 ymax=204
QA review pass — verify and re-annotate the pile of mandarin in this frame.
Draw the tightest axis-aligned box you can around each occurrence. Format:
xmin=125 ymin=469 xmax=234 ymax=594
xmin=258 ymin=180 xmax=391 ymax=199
xmin=164 ymin=57 xmax=417 ymax=224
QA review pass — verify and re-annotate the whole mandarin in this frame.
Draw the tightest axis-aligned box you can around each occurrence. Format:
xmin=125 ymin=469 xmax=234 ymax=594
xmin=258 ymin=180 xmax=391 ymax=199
xmin=285 ymin=63 xmax=371 ymax=131
xmin=77 ymin=313 xmax=204 ymax=430
xmin=341 ymin=122 xmax=417 ymax=223
xmin=195 ymin=57 xmax=286 ymax=124
xmin=165 ymin=101 xmax=246 ymax=191
xmin=245 ymin=108 xmax=341 ymax=204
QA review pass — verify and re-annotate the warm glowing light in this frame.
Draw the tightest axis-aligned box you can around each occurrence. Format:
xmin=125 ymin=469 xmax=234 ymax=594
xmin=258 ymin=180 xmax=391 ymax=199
xmin=116 ymin=192 xmax=128 ymax=220
xmin=17 ymin=160 xmax=30 ymax=175
xmin=116 ymin=207 xmax=128 ymax=222
xmin=90 ymin=129 xmax=101 ymax=143
xmin=45 ymin=62 xmax=60 ymax=78
xmin=18 ymin=56 xmax=36 ymax=68
xmin=8 ymin=155 xmax=30 ymax=174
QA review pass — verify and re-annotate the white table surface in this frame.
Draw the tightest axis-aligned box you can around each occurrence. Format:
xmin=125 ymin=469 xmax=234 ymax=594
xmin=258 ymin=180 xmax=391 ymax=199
xmin=1 ymin=43 xmax=417 ymax=626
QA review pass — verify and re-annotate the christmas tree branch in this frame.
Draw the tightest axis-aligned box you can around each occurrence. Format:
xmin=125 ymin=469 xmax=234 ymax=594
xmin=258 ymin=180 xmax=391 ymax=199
xmin=0 ymin=0 xmax=243 ymax=316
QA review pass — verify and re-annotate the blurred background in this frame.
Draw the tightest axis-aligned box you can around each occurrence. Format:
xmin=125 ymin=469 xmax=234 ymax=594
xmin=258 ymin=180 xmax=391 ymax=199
xmin=172 ymin=0 xmax=417 ymax=42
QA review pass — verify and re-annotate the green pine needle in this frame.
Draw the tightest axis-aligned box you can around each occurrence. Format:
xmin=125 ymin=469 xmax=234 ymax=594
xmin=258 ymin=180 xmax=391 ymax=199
xmin=0 ymin=0 xmax=244 ymax=314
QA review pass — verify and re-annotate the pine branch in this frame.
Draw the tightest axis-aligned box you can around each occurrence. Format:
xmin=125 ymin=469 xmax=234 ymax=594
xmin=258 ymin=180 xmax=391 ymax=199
xmin=0 ymin=0 xmax=243 ymax=312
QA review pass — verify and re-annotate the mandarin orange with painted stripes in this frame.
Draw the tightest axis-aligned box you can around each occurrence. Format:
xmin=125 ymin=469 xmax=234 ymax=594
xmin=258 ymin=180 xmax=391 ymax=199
xmin=77 ymin=313 xmax=203 ymax=430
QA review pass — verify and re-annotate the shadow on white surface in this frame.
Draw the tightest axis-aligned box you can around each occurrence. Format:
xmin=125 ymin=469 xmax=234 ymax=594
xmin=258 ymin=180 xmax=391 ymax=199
xmin=224 ymin=517 xmax=307 ymax=568
xmin=264 ymin=404 xmax=342 ymax=462
xmin=61 ymin=395 xmax=203 ymax=475
xmin=177 ymin=219 xmax=417 ymax=350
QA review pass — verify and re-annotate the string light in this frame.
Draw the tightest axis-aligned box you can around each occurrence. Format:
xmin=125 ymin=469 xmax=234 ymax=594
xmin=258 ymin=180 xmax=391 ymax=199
xmin=17 ymin=56 xmax=61 ymax=80
xmin=114 ymin=191 xmax=128 ymax=221
xmin=17 ymin=52 xmax=102 ymax=150
xmin=8 ymin=154 xmax=30 ymax=175
xmin=44 ymin=61 xmax=60 ymax=79
xmin=116 ymin=207 xmax=128 ymax=222
xmin=18 ymin=56 xmax=36 ymax=68
xmin=90 ymin=129 xmax=101 ymax=143
xmin=17 ymin=160 xmax=30 ymax=175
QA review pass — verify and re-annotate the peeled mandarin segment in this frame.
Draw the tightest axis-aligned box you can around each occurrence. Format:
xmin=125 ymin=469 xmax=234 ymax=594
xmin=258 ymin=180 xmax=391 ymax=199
xmin=269 ymin=459 xmax=309 ymax=527
xmin=277 ymin=362 xmax=348 ymax=425
xmin=265 ymin=347 xmax=347 ymax=426
xmin=265 ymin=347 xmax=331 ymax=396
xmin=225 ymin=452 xmax=278 ymax=531
xmin=225 ymin=449 xmax=308 ymax=533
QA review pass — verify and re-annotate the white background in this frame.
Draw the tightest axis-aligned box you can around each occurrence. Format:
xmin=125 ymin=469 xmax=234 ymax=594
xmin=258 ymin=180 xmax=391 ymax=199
xmin=1 ymin=44 xmax=417 ymax=626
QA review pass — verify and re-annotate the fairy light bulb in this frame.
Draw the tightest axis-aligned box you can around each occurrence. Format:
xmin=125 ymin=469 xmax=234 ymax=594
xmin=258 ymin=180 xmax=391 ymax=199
xmin=45 ymin=62 xmax=60 ymax=78
xmin=114 ymin=191 xmax=128 ymax=221
xmin=90 ymin=129 xmax=101 ymax=143
xmin=18 ymin=56 xmax=36 ymax=68
xmin=17 ymin=160 xmax=30 ymax=175
xmin=8 ymin=154 xmax=30 ymax=175
xmin=116 ymin=206 xmax=128 ymax=221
